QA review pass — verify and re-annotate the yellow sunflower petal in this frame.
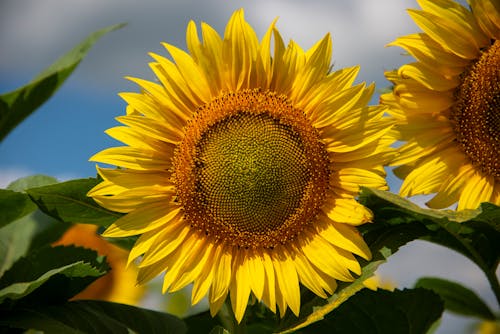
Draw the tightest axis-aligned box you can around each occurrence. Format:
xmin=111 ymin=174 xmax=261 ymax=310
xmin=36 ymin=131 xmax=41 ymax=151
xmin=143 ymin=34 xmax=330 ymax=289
xmin=230 ymin=252 xmax=252 ymax=322
xmin=388 ymin=33 xmax=470 ymax=74
xmin=470 ymin=0 xmax=500 ymax=39
xmin=322 ymin=197 xmax=373 ymax=226
xmin=291 ymin=34 xmax=332 ymax=102
xmin=272 ymin=250 xmax=301 ymax=316
xmin=90 ymin=146 xmax=172 ymax=171
xmin=127 ymin=227 xmax=163 ymax=266
xmin=408 ymin=9 xmax=480 ymax=59
xmin=191 ymin=254 xmax=215 ymax=305
xmin=260 ymin=252 xmax=277 ymax=313
xmin=318 ymin=217 xmax=372 ymax=260
xmin=116 ymin=115 xmax=182 ymax=145
xmin=223 ymin=9 xmax=259 ymax=90
xmin=417 ymin=0 xmax=489 ymax=47
xmin=293 ymin=251 xmax=328 ymax=298
xmin=457 ymin=171 xmax=495 ymax=210
xmin=162 ymin=42 xmax=212 ymax=103
xmin=426 ymin=164 xmax=475 ymax=208
xmin=398 ymin=62 xmax=460 ymax=91
xmin=300 ymin=234 xmax=354 ymax=282
xmin=139 ymin=224 xmax=190 ymax=267
xmin=97 ymin=167 xmax=171 ymax=189
xmin=210 ymin=246 xmax=233 ymax=302
xmin=246 ymin=253 xmax=265 ymax=300
xmin=103 ymin=203 xmax=181 ymax=237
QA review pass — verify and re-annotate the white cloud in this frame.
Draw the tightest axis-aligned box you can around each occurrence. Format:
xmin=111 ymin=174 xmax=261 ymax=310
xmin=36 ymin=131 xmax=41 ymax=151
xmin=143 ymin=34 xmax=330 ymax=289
xmin=0 ymin=167 xmax=81 ymax=189
xmin=0 ymin=0 xmax=419 ymax=91
xmin=0 ymin=167 xmax=33 ymax=188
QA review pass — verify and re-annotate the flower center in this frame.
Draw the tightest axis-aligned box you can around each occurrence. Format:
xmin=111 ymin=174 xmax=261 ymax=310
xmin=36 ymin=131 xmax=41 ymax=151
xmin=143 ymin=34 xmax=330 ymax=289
xmin=174 ymin=89 xmax=330 ymax=248
xmin=451 ymin=39 xmax=500 ymax=179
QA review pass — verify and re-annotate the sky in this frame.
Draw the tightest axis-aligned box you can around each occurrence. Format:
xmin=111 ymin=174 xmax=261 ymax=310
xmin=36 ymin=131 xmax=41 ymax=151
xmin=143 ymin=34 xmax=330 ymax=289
xmin=0 ymin=0 xmax=496 ymax=333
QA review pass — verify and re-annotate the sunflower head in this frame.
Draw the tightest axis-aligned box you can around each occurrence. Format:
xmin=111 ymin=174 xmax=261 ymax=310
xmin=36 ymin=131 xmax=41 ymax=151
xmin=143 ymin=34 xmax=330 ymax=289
xmin=383 ymin=0 xmax=500 ymax=210
xmin=89 ymin=9 xmax=393 ymax=322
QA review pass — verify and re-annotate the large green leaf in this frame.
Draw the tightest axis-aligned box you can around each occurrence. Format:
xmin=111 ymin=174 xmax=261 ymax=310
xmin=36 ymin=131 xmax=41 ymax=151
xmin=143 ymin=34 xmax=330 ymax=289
xmin=415 ymin=277 xmax=495 ymax=320
xmin=0 ymin=245 xmax=108 ymax=305
xmin=0 ymin=300 xmax=187 ymax=334
xmin=0 ymin=175 xmax=69 ymax=276
xmin=0 ymin=209 xmax=67 ymax=277
xmin=0 ymin=189 xmax=36 ymax=229
xmin=0 ymin=211 xmax=39 ymax=277
xmin=7 ymin=175 xmax=58 ymax=192
xmin=360 ymin=188 xmax=500 ymax=304
xmin=359 ymin=188 xmax=499 ymax=270
xmin=0 ymin=23 xmax=125 ymax=141
xmin=0 ymin=174 xmax=57 ymax=230
xmin=299 ymin=288 xmax=443 ymax=334
xmin=27 ymin=178 xmax=122 ymax=227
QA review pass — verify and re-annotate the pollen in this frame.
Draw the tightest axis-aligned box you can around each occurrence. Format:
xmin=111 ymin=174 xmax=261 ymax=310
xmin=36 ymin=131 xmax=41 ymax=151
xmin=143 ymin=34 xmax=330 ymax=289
xmin=174 ymin=89 xmax=330 ymax=248
xmin=452 ymin=40 xmax=500 ymax=179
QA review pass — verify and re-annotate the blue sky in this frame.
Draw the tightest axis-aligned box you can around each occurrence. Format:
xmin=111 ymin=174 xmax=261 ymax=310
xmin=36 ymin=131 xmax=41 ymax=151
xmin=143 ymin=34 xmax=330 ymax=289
xmin=0 ymin=0 xmax=495 ymax=333
xmin=0 ymin=0 xmax=418 ymax=182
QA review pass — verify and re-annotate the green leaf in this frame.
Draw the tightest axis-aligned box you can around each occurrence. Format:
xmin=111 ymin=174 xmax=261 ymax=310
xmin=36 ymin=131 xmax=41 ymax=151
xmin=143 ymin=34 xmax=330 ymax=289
xmin=0 ymin=23 xmax=125 ymax=141
xmin=27 ymin=178 xmax=123 ymax=227
xmin=7 ymin=174 xmax=58 ymax=192
xmin=0 ymin=175 xmax=60 ymax=232
xmin=298 ymin=288 xmax=443 ymax=334
xmin=0 ymin=189 xmax=36 ymax=229
xmin=0 ymin=300 xmax=187 ymax=334
xmin=0 ymin=175 xmax=70 ymax=276
xmin=359 ymin=188 xmax=500 ymax=280
xmin=415 ymin=277 xmax=495 ymax=320
xmin=0 ymin=173 xmax=57 ymax=231
xmin=0 ymin=245 xmax=108 ymax=305
xmin=0 ymin=209 xmax=68 ymax=277
xmin=0 ymin=211 xmax=39 ymax=277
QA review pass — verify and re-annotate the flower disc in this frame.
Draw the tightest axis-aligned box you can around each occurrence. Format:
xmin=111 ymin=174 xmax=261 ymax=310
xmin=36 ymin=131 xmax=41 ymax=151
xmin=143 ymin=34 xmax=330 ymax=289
xmin=175 ymin=89 xmax=329 ymax=248
xmin=452 ymin=40 xmax=500 ymax=178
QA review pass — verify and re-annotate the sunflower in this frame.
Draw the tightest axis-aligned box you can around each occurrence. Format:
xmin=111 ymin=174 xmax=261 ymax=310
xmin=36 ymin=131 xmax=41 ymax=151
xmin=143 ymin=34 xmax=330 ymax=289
xmin=53 ymin=224 xmax=144 ymax=305
xmin=382 ymin=0 xmax=500 ymax=210
xmin=89 ymin=9 xmax=393 ymax=322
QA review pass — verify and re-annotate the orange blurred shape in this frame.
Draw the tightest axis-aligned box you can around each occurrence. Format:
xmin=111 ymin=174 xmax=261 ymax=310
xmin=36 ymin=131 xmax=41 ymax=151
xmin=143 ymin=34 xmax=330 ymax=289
xmin=53 ymin=224 xmax=143 ymax=305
